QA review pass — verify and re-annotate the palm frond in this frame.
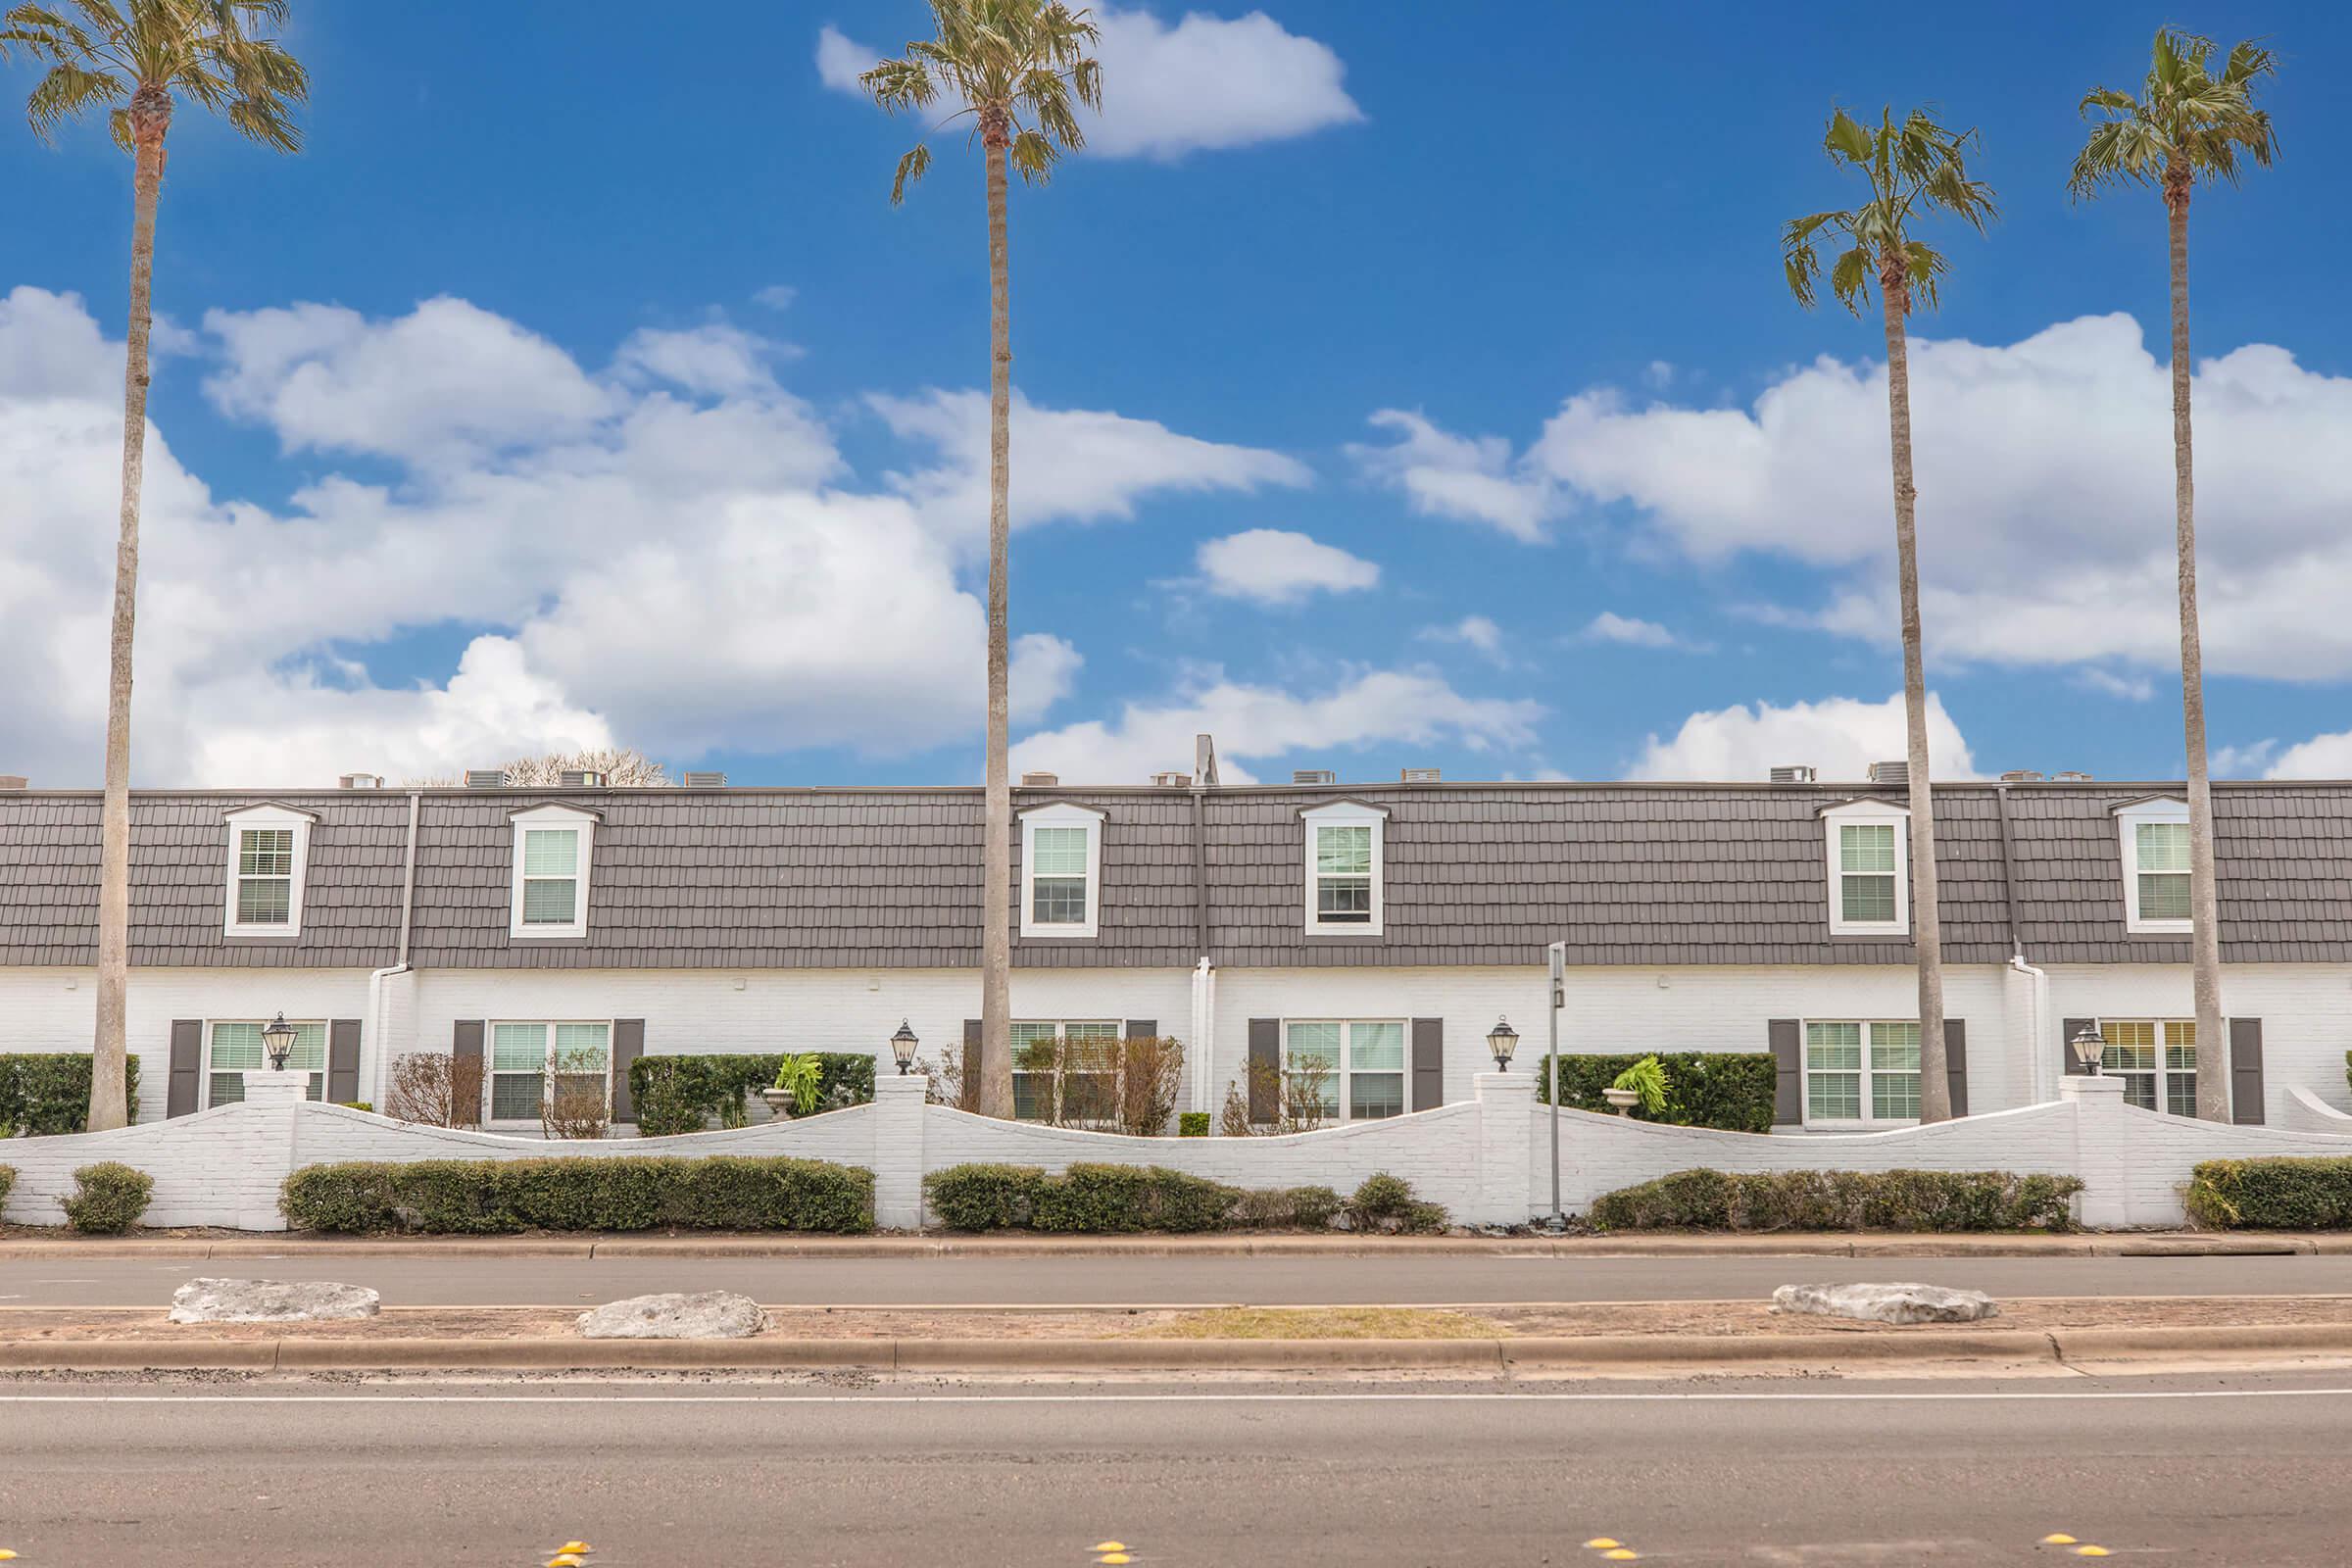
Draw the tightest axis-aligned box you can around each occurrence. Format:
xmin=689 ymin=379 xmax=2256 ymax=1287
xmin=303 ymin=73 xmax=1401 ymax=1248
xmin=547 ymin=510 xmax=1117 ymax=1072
xmin=1828 ymin=244 xmax=1873 ymax=315
xmin=9 ymin=0 xmax=305 ymax=152
xmin=1785 ymin=101 xmax=1992 ymax=317
xmin=22 ymin=57 xmax=121 ymax=142
xmin=2074 ymin=28 xmax=2279 ymax=205
xmin=888 ymin=141 xmax=933 ymax=205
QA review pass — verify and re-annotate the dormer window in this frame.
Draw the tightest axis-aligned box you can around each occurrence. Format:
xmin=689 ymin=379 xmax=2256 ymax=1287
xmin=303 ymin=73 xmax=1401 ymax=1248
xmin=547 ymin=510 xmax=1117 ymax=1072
xmin=1822 ymin=799 xmax=1909 ymax=937
xmin=1301 ymin=801 xmax=1387 ymax=935
xmin=509 ymin=804 xmax=599 ymax=939
xmin=221 ymin=804 xmax=315 ymax=937
xmin=1019 ymin=802 xmax=1104 ymax=939
xmin=2116 ymin=797 xmax=2192 ymax=935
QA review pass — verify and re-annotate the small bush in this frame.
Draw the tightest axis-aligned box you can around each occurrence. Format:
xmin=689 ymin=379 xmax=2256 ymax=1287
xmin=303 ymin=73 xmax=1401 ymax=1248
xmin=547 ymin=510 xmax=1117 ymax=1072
xmin=0 ymin=1164 xmax=15 ymax=1206
xmin=1588 ymin=1167 xmax=2082 ymax=1233
xmin=278 ymin=1155 xmax=874 ymax=1235
xmin=0 ymin=1054 xmax=140 ymax=1137
xmin=62 ymin=1161 xmax=153 ymax=1235
xmin=1033 ymin=1163 xmax=1234 ymax=1234
xmin=1178 ymin=1111 xmax=1211 ymax=1138
xmin=1537 ymin=1053 xmax=1777 ymax=1133
xmin=1345 ymin=1171 xmax=1449 ymax=1234
xmin=386 ymin=1052 xmax=485 ymax=1129
xmin=924 ymin=1162 xmax=1049 ymax=1230
xmin=335 ymin=1101 xmax=373 ymax=1114
xmin=1229 ymin=1183 xmax=1343 ymax=1230
xmin=2186 ymin=1156 xmax=2352 ymax=1230
xmin=922 ymin=1164 xmax=1409 ymax=1234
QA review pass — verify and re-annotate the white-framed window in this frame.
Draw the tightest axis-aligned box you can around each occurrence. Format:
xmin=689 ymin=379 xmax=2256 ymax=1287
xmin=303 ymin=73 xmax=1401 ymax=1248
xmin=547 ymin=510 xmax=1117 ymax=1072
xmin=1802 ymin=1019 xmax=1920 ymax=1126
xmin=509 ymin=805 xmax=598 ymax=939
xmin=2117 ymin=798 xmax=2193 ymax=934
xmin=220 ymin=804 xmax=314 ymax=936
xmin=1301 ymin=802 xmax=1387 ymax=935
xmin=204 ymin=1018 xmax=326 ymax=1106
xmin=2096 ymin=1018 xmax=2198 ymax=1116
xmin=1283 ymin=1019 xmax=1407 ymax=1121
xmin=1010 ymin=1018 xmax=1121 ymax=1123
xmin=486 ymin=1020 xmax=612 ymax=1124
xmin=1018 ymin=803 xmax=1104 ymax=939
xmin=1822 ymin=800 xmax=1909 ymax=936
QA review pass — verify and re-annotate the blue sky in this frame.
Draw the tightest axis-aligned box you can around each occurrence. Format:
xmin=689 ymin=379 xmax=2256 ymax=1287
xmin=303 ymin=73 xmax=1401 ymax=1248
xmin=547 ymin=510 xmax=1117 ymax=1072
xmin=3 ymin=1 xmax=2349 ymax=788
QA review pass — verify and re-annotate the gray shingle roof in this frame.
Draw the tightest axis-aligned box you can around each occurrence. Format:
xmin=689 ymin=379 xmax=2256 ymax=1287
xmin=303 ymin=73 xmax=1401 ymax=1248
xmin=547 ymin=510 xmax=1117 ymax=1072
xmin=3 ymin=779 xmax=2349 ymax=969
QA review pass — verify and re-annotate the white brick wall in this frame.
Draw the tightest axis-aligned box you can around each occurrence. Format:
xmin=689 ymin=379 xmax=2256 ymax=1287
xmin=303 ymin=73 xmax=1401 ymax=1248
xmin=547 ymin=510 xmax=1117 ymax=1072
xmin=2040 ymin=962 xmax=2352 ymax=1123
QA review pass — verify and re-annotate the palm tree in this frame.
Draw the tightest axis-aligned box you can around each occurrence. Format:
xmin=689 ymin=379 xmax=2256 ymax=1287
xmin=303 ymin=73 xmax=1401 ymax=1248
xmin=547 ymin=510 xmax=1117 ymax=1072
xmin=4 ymin=0 xmax=305 ymax=1131
xmin=2071 ymin=31 xmax=2278 ymax=1123
xmin=1784 ymin=108 xmax=1996 ymax=1124
xmin=856 ymin=1 xmax=1101 ymax=1121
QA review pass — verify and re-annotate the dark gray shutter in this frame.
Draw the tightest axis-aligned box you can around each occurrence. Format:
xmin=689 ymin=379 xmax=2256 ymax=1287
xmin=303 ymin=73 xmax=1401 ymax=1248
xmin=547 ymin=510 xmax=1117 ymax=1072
xmin=962 ymin=1019 xmax=983 ymax=1111
xmin=1124 ymin=1019 xmax=1156 ymax=1040
xmin=1943 ymin=1019 xmax=1968 ymax=1118
xmin=2230 ymin=1017 xmax=2266 ymax=1126
xmin=1248 ymin=1018 xmax=1280 ymax=1124
xmin=1411 ymin=1016 xmax=1444 ymax=1110
xmin=2062 ymin=1018 xmax=2095 ymax=1077
xmin=327 ymin=1019 xmax=362 ymax=1104
xmin=452 ymin=1019 xmax=484 ymax=1127
xmin=611 ymin=1019 xmax=646 ymax=1125
xmin=1768 ymin=1018 xmax=1801 ymax=1126
xmin=166 ymin=1019 xmax=202 ymax=1118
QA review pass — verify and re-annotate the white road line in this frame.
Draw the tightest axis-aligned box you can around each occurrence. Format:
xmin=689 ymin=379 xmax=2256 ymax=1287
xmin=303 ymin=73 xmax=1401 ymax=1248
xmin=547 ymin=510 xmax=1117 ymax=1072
xmin=0 ymin=1387 xmax=2347 ymax=1406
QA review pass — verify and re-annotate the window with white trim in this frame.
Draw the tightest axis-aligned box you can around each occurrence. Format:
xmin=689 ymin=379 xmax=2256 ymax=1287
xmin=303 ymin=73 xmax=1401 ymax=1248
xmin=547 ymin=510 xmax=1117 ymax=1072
xmin=1301 ymin=803 xmax=1386 ymax=935
xmin=205 ymin=1018 xmax=325 ymax=1105
xmin=2097 ymin=1018 xmax=2197 ymax=1116
xmin=1823 ymin=801 xmax=1909 ymax=936
xmin=509 ymin=806 xmax=597 ymax=939
xmin=1802 ymin=1019 xmax=1920 ymax=1125
xmin=1010 ymin=1018 xmax=1120 ymax=1123
xmin=2117 ymin=799 xmax=2193 ymax=934
xmin=1284 ymin=1019 xmax=1406 ymax=1121
xmin=1018 ymin=803 xmax=1104 ymax=939
xmin=221 ymin=805 xmax=313 ymax=936
xmin=486 ymin=1020 xmax=612 ymax=1124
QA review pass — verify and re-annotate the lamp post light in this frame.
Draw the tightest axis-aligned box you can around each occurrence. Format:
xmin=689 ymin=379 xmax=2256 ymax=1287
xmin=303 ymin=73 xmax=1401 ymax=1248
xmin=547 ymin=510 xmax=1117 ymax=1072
xmin=1486 ymin=1014 xmax=1519 ymax=1073
xmin=2070 ymin=1021 xmax=2108 ymax=1077
xmin=261 ymin=1012 xmax=297 ymax=1073
xmin=890 ymin=1019 xmax=920 ymax=1076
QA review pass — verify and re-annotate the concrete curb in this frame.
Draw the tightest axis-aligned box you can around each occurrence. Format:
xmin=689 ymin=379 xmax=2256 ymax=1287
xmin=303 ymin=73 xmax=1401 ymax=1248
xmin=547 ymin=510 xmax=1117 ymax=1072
xmin=5 ymin=1323 xmax=2348 ymax=1375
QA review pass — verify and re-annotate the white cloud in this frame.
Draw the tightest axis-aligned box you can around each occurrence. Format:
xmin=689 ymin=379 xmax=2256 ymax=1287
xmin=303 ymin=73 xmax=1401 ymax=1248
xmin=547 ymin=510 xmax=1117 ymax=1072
xmin=2212 ymin=738 xmax=2278 ymax=777
xmin=1580 ymin=611 xmax=1679 ymax=649
xmin=1348 ymin=409 xmax=1556 ymax=542
xmin=816 ymin=9 xmax=1361 ymax=162
xmin=1196 ymin=527 xmax=1377 ymax=606
xmin=612 ymin=321 xmax=796 ymax=399
xmin=753 ymin=283 xmax=798 ymax=312
xmin=1625 ymin=693 xmax=1976 ymax=783
xmin=1011 ymin=667 xmax=1544 ymax=786
xmin=2257 ymin=730 xmax=2352 ymax=779
xmin=2073 ymin=667 xmax=2155 ymax=702
xmin=1417 ymin=614 xmax=1507 ymax=663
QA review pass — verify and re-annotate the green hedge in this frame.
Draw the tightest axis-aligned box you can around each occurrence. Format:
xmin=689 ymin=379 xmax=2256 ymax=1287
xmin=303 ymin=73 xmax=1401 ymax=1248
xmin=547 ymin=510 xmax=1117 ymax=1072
xmin=1589 ymin=1168 xmax=2082 ymax=1233
xmin=279 ymin=1155 xmax=874 ymax=1235
xmin=0 ymin=1164 xmax=15 ymax=1207
xmin=2185 ymin=1157 xmax=2352 ymax=1230
xmin=627 ymin=1053 xmax=877 ymax=1137
xmin=0 ymin=1054 xmax=140 ymax=1137
xmin=1537 ymin=1053 xmax=1776 ymax=1133
xmin=923 ymin=1163 xmax=1444 ymax=1235
xmin=63 ymin=1161 xmax=153 ymax=1235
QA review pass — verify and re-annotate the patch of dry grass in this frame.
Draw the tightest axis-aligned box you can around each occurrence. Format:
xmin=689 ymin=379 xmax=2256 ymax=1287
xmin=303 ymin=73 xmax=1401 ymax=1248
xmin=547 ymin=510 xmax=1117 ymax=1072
xmin=1134 ymin=1307 xmax=1499 ymax=1341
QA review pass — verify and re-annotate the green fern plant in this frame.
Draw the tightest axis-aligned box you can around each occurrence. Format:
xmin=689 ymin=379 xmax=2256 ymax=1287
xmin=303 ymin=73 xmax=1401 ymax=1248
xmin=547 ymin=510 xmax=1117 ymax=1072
xmin=773 ymin=1053 xmax=824 ymax=1116
xmin=1611 ymin=1055 xmax=1671 ymax=1118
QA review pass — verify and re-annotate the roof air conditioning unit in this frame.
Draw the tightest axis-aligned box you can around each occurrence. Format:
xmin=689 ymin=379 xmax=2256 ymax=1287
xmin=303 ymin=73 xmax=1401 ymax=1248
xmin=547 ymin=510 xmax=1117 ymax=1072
xmin=683 ymin=771 xmax=727 ymax=788
xmin=1999 ymin=769 xmax=2045 ymax=784
xmin=337 ymin=772 xmax=384 ymax=790
xmin=1867 ymin=760 xmax=1909 ymax=787
xmin=1769 ymin=764 xmax=1817 ymax=785
xmin=1151 ymin=771 xmax=1192 ymax=788
xmin=2054 ymin=769 xmax=2094 ymax=782
xmin=0 ymin=775 xmax=25 ymax=791
xmin=1399 ymin=767 xmax=1441 ymax=783
xmin=464 ymin=768 xmax=510 ymax=789
xmin=1292 ymin=768 xmax=1338 ymax=786
xmin=559 ymin=769 xmax=610 ymax=788
xmin=1020 ymin=770 xmax=1059 ymax=788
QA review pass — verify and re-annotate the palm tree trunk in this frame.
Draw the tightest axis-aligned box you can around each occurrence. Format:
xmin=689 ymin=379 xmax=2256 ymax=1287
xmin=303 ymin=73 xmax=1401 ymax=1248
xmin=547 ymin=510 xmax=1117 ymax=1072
xmin=89 ymin=93 xmax=171 ymax=1135
xmin=1880 ymin=265 xmax=1950 ymax=1123
xmin=2167 ymin=176 xmax=2229 ymax=1122
xmin=977 ymin=123 xmax=1014 ymax=1121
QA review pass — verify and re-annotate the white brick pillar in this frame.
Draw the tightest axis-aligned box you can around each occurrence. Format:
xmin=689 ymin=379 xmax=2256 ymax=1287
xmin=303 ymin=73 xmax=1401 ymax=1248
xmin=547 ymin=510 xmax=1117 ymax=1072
xmin=871 ymin=1071 xmax=928 ymax=1231
xmin=1474 ymin=1069 xmax=1538 ymax=1227
xmin=240 ymin=1070 xmax=310 ymax=1232
xmin=2059 ymin=1073 xmax=2131 ymax=1229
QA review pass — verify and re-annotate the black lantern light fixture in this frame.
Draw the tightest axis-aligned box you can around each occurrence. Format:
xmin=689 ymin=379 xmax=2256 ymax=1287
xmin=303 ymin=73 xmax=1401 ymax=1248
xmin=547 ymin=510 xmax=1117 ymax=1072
xmin=890 ymin=1019 xmax=920 ymax=1076
xmin=2070 ymin=1020 xmax=2108 ymax=1076
xmin=261 ymin=1012 xmax=297 ymax=1073
xmin=1486 ymin=1014 xmax=1519 ymax=1072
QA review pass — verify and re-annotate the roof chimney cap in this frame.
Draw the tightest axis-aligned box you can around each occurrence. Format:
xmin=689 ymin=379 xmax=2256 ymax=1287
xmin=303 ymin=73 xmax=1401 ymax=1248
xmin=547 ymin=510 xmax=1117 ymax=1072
xmin=1769 ymin=764 xmax=1816 ymax=785
xmin=1019 ymin=770 xmax=1059 ymax=788
xmin=1292 ymin=768 xmax=1339 ymax=787
xmin=464 ymin=768 xmax=510 ymax=789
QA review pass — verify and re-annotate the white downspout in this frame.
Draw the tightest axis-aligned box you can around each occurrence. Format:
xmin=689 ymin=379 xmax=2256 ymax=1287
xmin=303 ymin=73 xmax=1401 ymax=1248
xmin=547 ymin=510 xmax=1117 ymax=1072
xmin=369 ymin=788 xmax=423 ymax=1111
xmin=1190 ymin=957 xmax=1215 ymax=1114
xmin=2011 ymin=953 xmax=2049 ymax=1105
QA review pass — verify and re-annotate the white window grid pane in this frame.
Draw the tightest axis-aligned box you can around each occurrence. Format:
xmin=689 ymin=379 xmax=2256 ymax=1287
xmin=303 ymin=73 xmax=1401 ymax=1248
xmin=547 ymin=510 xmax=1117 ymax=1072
xmin=1869 ymin=1021 xmax=1921 ymax=1070
xmin=1317 ymin=877 xmax=1372 ymax=919
xmin=2165 ymin=1072 xmax=2198 ymax=1117
xmin=1315 ymin=825 xmax=1371 ymax=875
xmin=1030 ymin=827 xmax=1089 ymax=876
xmin=1032 ymin=876 xmax=1088 ymax=923
xmin=1805 ymin=1022 xmax=1861 ymax=1070
xmin=523 ymin=829 xmax=578 ymax=877
xmin=211 ymin=1022 xmax=265 ymax=1070
xmin=1840 ymin=823 xmax=1896 ymax=873
xmin=554 ymin=1022 xmax=610 ymax=1068
xmin=1348 ymin=1021 xmax=1405 ymax=1072
xmin=1348 ymin=1071 xmax=1403 ymax=1120
xmin=1808 ymin=1073 xmax=1861 ymax=1119
xmin=1872 ymin=1072 xmax=1921 ymax=1119
xmin=2136 ymin=822 xmax=2190 ymax=872
xmin=522 ymin=877 xmax=577 ymax=924
xmin=492 ymin=1023 xmax=549 ymax=1072
xmin=239 ymin=828 xmax=293 ymax=876
xmin=2103 ymin=1020 xmax=2156 ymax=1073
xmin=1287 ymin=1021 xmax=1341 ymax=1070
xmin=2139 ymin=871 xmax=2191 ymax=921
xmin=491 ymin=1073 xmax=543 ymax=1121
xmin=2163 ymin=1021 xmax=2197 ymax=1072
xmin=236 ymin=876 xmax=292 ymax=924
xmin=209 ymin=1072 xmax=246 ymax=1105
xmin=1840 ymin=874 xmax=1896 ymax=923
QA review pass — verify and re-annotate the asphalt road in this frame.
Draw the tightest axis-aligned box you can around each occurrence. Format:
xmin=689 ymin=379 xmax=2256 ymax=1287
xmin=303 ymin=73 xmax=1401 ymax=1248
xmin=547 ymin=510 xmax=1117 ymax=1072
xmin=6 ymin=1250 xmax=2352 ymax=1307
xmin=0 ymin=1372 xmax=2347 ymax=1564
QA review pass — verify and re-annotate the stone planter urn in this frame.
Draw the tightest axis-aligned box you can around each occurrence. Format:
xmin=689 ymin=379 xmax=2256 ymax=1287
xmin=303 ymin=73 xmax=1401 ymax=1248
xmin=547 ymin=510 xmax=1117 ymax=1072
xmin=1600 ymin=1087 xmax=1641 ymax=1115
xmin=760 ymin=1087 xmax=796 ymax=1119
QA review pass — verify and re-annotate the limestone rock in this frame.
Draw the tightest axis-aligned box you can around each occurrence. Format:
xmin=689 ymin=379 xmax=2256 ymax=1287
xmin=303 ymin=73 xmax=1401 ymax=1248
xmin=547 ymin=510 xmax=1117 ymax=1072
xmin=1771 ymin=1281 xmax=1999 ymax=1325
xmin=169 ymin=1277 xmax=381 ymax=1324
xmin=577 ymin=1291 xmax=767 ymax=1340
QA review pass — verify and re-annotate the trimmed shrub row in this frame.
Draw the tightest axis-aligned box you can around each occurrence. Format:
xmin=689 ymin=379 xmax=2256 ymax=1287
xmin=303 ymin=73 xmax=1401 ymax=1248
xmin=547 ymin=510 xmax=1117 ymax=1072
xmin=0 ymin=1054 xmax=141 ymax=1137
xmin=2185 ymin=1156 xmax=2352 ymax=1230
xmin=923 ymin=1162 xmax=1446 ymax=1235
xmin=1588 ymin=1167 xmax=2082 ymax=1233
xmin=1536 ymin=1053 xmax=1776 ymax=1133
xmin=627 ymin=1053 xmax=876 ymax=1137
xmin=280 ymin=1155 xmax=874 ymax=1235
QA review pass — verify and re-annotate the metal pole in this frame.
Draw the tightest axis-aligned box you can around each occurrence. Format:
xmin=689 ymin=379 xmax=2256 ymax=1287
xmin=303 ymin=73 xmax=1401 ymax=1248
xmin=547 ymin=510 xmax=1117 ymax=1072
xmin=1547 ymin=940 xmax=1565 ymax=1228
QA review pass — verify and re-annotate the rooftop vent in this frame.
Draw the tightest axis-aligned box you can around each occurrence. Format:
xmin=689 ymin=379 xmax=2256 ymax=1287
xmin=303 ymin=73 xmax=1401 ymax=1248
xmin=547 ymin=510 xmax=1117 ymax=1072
xmin=1020 ymin=770 xmax=1059 ymax=788
xmin=463 ymin=768 xmax=510 ymax=789
xmin=1999 ymin=769 xmax=2045 ymax=784
xmin=1151 ymin=771 xmax=1192 ymax=788
xmin=559 ymin=769 xmax=610 ymax=788
xmin=2053 ymin=769 xmax=2094 ymax=782
xmin=1399 ymin=767 xmax=1442 ymax=784
xmin=1292 ymin=768 xmax=1338 ymax=786
xmin=337 ymin=772 xmax=384 ymax=790
xmin=0 ymin=775 xmax=24 ymax=791
xmin=1866 ymin=760 xmax=1909 ymax=787
xmin=682 ymin=771 xmax=728 ymax=788
xmin=1769 ymin=764 xmax=1817 ymax=785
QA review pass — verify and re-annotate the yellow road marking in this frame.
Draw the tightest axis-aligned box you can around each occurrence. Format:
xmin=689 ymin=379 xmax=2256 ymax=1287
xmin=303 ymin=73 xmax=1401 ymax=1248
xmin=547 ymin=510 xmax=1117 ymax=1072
xmin=2073 ymin=1549 xmax=2111 ymax=1558
xmin=2040 ymin=1536 xmax=2077 ymax=1545
xmin=1602 ymin=1552 xmax=1640 ymax=1562
xmin=1584 ymin=1541 xmax=1621 ymax=1550
xmin=1093 ymin=1545 xmax=1127 ymax=1554
xmin=1097 ymin=1555 xmax=1134 ymax=1565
